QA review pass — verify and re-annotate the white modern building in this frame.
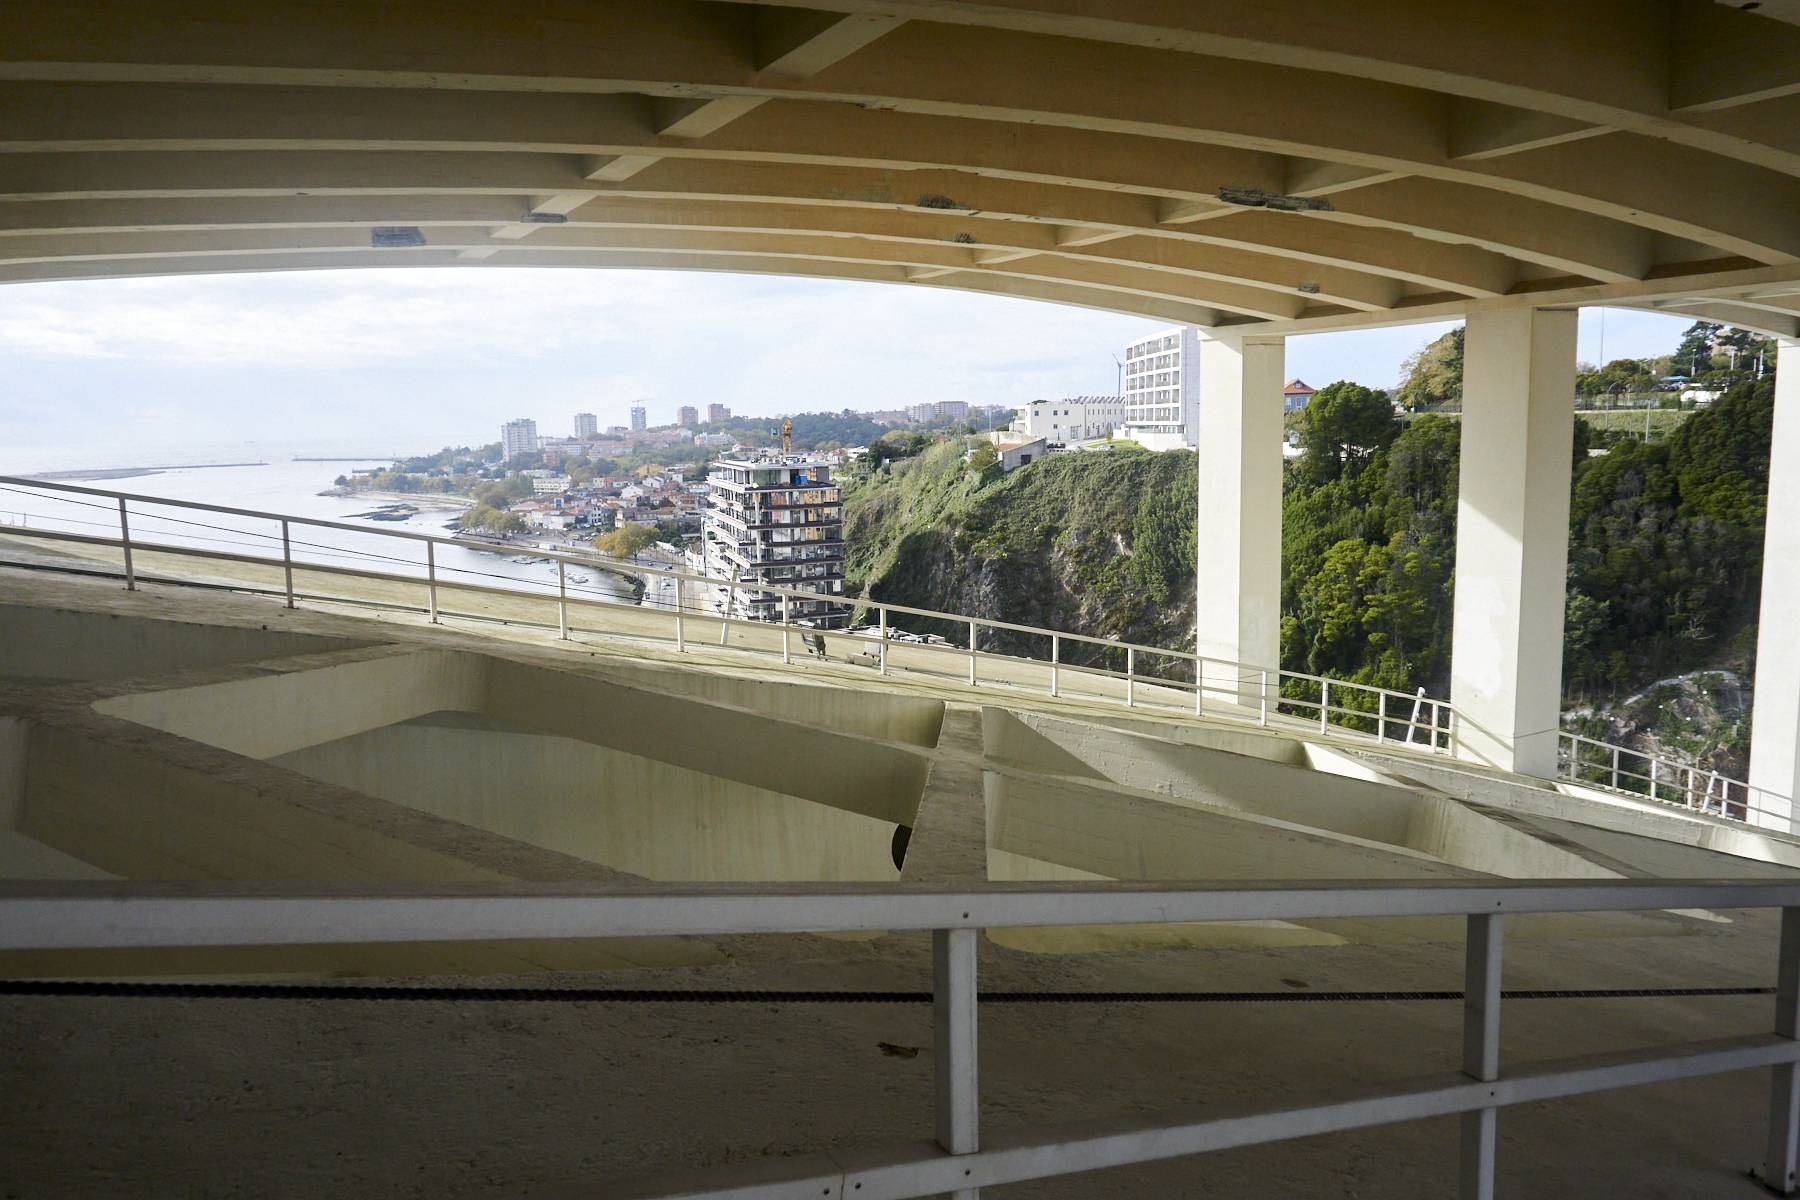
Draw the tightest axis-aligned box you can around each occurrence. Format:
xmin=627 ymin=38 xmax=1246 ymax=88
xmin=1120 ymin=326 xmax=1200 ymax=451
xmin=629 ymin=405 xmax=647 ymax=433
xmin=530 ymin=474 xmax=573 ymax=495
xmin=500 ymin=418 xmax=539 ymax=459
xmin=907 ymin=400 xmax=970 ymax=424
xmin=1009 ymin=396 xmax=1125 ymax=444
xmin=701 ymin=451 xmax=847 ymax=628
xmin=574 ymin=412 xmax=598 ymax=438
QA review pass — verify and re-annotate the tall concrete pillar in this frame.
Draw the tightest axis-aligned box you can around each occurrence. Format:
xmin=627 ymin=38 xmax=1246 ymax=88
xmin=1747 ymin=339 xmax=1800 ymax=830
xmin=1194 ymin=328 xmax=1285 ymax=704
xmin=1451 ymin=307 xmax=1577 ymax=777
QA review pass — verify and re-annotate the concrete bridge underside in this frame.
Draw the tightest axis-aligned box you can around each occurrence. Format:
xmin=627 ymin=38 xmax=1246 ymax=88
xmin=0 ymin=0 xmax=1795 ymax=341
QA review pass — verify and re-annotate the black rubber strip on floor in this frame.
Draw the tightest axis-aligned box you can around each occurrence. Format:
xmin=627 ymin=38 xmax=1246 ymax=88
xmin=0 ymin=981 xmax=1774 ymax=1003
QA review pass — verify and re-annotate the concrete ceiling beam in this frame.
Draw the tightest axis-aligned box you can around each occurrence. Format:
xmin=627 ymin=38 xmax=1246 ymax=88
xmin=0 ymin=150 xmax=1617 ymax=298
xmin=0 ymin=223 xmax=1316 ymax=320
xmin=729 ymin=0 xmax=1800 ymax=163
xmin=1 ymin=3 xmax=1796 ymax=260
xmin=0 ymin=245 xmax=1235 ymax=327
xmin=0 ymin=193 xmax=1400 ymax=310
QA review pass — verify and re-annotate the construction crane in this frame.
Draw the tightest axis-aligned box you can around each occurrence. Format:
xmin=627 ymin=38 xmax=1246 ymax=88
xmin=781 ymin=417 xmax=793 ymax=454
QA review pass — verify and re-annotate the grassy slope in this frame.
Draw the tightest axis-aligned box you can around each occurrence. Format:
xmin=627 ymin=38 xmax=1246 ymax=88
xmin=842 ymin=441 xmax=1198 ymax=667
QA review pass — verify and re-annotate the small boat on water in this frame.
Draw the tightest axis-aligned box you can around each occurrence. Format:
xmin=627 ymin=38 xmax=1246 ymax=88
xmin=508 ymin=555 xmax=536 ymax=564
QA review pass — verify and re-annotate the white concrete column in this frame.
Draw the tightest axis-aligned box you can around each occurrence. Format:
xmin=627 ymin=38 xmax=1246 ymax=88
xmin=1747 ymin=339 xmax=1800 ymax=831
xmin=1451 ymin=307 xmax=1577 ymax=777
xmin=1195 ymin=328 xmax=1285 ymax=707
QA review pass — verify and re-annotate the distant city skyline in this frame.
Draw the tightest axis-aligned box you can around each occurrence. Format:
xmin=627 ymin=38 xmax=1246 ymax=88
xmin=0 ymin=267 xmax=1694 ymax=466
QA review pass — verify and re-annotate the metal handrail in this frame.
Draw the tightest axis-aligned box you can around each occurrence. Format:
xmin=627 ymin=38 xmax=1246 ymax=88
xmin=1558 ymin=730 xmax=1789 ymax=826
xmin=0 ymin=473 xmax=1458 ymax=757
xmin=6 ymin=876 xmax=1800 ymax=1199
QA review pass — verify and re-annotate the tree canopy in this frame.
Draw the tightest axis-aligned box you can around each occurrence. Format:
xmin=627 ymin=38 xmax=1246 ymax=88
xmin=1394 ymin=326 xmax=1464 ymax=411
xmin=594 ymin=522 xmax=659 ymax=558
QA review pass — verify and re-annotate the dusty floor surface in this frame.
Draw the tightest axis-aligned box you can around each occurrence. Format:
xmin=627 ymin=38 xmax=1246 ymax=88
xmin=2 ymin=922 xmax=1789 ymax=1199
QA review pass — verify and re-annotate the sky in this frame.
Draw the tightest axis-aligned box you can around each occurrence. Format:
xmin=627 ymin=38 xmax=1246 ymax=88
xmin=0 ymin=266 xmax=1694 ymax=466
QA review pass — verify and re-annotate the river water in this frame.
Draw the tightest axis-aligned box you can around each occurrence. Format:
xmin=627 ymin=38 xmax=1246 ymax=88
xmin=0 ymin=445 xmax=637 ymax=604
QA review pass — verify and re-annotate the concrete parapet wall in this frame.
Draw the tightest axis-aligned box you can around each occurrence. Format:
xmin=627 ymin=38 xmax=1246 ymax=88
xmin=93 ymin=648 xmax=488 ymax=760
xmin=0 ymin=603 xmax=366 ymax=684
xmin=593 ymin=658 xmax=945 ymax=749
xmin=275 ymin=715 xmax=903 ymax=882
xmin=481 ymin=659 xmax=931 ymax=827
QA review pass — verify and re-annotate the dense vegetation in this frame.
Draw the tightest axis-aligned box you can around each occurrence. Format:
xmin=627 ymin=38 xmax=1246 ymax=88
xmin=844 ymin=440 xmax=1197 ymax=670
xmin=844 ymin=322 xmax=1781 ymax=739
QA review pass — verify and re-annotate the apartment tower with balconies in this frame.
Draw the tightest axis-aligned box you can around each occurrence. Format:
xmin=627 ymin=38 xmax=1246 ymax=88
xmin=701 ymin=451 xmax=847 ymax=628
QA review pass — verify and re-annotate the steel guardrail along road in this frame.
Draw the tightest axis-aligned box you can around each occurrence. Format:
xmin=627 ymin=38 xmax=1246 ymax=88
xmin=6 ymin=876 xmax=1800 ymax=1198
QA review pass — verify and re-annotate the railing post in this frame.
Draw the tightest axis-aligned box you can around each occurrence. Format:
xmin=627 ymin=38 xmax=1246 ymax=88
xmin=781 ymin=593 xmax=791 ymax=664
xmin=1650 ymin=761 xmax=1659 ymax=804
xmin=1459 ymin=912 xmax=1504 ymax=1200
xmin=557 ymin=559 xmax=568 ymax=641
xmin=1125 ymin=647 xmax=1135 ymax=708
xmin=1049 ymin=634 xmax=1059 ymax=698
xmin=968 ymin=619 xmax=977 ymax=687
xmin=1611 ymin=745 xmax=1620 ymax=790
xmin=1319 ymin=679 xmax=1330 ymax=734
xmin=280 ymin=519 xmax=295 ymax=609
xmin=117 ymin=497 xmax=135 ymax=591
xmin=1259 ymin=669 xmax=1269 ymax=726
xmin=1408 ymin=687 xmax=1425 ymax=745
xmin=674 ymin=588 xmax=685 ymax=652
xmin=1194 ymin=657 xmax=1203 ymax=716
xmin=878 ymin=606 xmax=888 ymax=676
xmin=1378 ymin=690 xmax=1387 ymax=742
xmin=934 ymin=927 xmax=980 ymax=1198
xmin=1759 ymin=907 xmax=1800 ymax=1195
xmin=426 ymin=540 xmax=439 ymax=624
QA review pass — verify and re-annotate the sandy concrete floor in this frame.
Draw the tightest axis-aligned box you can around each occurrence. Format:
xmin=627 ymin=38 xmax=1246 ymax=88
xmin=1 ymin=927 xmax=1787 ymax=1198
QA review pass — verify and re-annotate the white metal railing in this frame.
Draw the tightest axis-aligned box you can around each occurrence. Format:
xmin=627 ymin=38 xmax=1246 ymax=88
xmin=1557 ymin=731 xmax=1790 ymax=827
xmin=0 ymin=474 xmax=1454 ymax=754
xmin=5 ymin=876 xmax=1800 ymax=1197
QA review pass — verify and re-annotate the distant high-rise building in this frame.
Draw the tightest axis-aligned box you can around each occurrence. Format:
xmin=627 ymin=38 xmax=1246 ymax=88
xmin=574 ymin=412 xmax=598 ymax=438
xmin=906 ymin=401 xmax=971 ymax=424
xmin=630 ymin=405 xmax=647 ymax=432
xmin=677 ymin=405 xmax=699 ymax=428
xmin=707 ymin=403 xmax=731 ymax=424
xmin=1120 ymin=326 xmax=1199 ymax=451
xmin=501 ymin=418 xmax=539 ymax=459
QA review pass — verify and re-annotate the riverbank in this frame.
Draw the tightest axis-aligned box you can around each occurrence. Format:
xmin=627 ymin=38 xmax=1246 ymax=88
xmin=22 ymin=462 xmax=269 ymax=482
xmin=319 ymin=487 xmax=474 ymax=508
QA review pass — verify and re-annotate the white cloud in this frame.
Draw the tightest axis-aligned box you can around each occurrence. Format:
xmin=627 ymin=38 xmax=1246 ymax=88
xmin=0 ymin=265 xmax=1711 ymax=468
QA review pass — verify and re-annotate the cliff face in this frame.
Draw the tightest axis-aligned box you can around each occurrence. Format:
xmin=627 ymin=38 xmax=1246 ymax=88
xmin=842 ymin=441 xmax=1198 ymax=671
xmin=1566 ymin=669 xmax=1751 ymax=783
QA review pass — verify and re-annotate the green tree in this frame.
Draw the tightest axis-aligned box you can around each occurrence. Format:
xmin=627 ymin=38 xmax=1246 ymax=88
xmin=1296 ymin=381 xmax=1400 ymax=486
xmin=594 ymin=523 xmax=658 ymax=558
xmin=1673 ymin=321 xmax=1723 ymax=378
xmin=1394 ymin=326 xmax=1464 ymax=411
